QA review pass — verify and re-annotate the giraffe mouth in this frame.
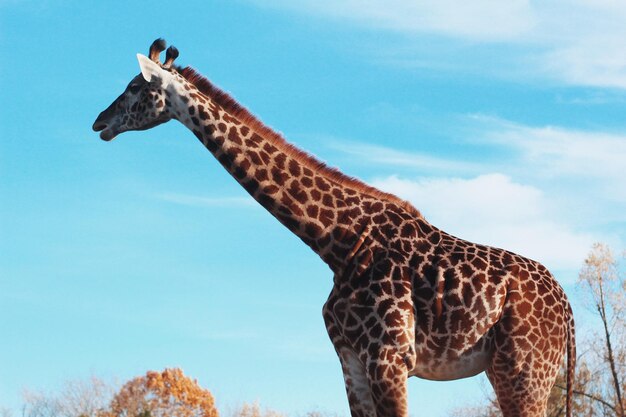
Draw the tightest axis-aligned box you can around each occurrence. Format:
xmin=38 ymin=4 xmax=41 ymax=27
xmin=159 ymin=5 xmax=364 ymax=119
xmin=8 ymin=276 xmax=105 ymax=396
xmin=99 ymin=128 xmax=118 ymax=141
xmin=92 ymin=121 xmax=118 ymax=141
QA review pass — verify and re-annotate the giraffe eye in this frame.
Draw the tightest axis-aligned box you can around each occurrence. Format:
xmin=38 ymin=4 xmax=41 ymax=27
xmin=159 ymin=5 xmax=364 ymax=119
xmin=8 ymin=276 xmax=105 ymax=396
xmin=129 ymin=84 xmax=141 ymax=94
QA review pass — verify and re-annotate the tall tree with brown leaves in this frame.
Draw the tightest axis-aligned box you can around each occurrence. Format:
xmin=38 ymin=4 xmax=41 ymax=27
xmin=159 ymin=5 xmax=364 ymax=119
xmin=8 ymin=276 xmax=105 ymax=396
xmin=108 ymin=368 xmax=218 ymax=417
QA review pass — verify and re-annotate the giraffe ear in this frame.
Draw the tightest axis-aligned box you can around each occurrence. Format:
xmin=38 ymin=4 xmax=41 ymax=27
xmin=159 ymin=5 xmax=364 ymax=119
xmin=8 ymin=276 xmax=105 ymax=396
xmin=137 ymin=53 xmax=172 ymax=86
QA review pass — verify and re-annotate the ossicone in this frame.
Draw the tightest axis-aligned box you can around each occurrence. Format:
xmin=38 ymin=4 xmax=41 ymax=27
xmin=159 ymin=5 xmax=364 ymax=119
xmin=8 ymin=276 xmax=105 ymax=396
xmin=164 ymin=46 xmax=179 ymax=69
xmin=149 ymin=38 xmax=167 ymax=63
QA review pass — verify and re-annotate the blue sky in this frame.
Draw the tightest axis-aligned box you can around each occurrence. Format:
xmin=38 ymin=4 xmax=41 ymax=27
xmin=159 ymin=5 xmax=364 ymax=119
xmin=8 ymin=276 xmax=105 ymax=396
xmin=1 ymin=1 xmax=625 ymax=416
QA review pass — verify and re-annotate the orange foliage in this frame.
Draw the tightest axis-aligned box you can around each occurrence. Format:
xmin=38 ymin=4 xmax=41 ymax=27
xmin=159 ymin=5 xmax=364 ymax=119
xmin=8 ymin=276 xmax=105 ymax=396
xmin=109 ymin=368 xmax=218 ymax=417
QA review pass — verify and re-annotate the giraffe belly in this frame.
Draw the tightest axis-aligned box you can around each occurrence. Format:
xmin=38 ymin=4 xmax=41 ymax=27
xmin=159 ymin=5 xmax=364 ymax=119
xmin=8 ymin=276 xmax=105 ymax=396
xmin=408 ymin=339 xmax=494 ymax=381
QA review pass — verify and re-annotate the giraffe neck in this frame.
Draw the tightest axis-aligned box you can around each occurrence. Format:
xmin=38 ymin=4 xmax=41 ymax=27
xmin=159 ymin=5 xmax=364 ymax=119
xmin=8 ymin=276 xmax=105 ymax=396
xmin=167 ymin=69 xmax=383 ymax=271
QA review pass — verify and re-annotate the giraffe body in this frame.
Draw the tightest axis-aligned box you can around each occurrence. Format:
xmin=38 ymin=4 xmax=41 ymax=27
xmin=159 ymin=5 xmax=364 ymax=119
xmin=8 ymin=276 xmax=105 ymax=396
xmin=93 ymin=40 xmax=575 ymax=417
xmin=322 ymin=203 xmax=574 ymax=417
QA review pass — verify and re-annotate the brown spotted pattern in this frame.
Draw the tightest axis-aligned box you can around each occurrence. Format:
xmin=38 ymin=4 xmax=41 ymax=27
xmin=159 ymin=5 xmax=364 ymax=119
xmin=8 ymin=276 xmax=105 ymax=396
xmin=93 ymin=40 xmax=576 ymax=417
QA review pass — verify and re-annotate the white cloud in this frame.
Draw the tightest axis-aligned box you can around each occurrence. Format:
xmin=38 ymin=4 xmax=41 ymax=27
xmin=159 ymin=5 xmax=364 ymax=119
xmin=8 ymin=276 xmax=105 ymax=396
xmin=468 ymin=115 xmax=626 ymax=200
xmin=372 ymin=173 xmax=595 ymax=273
xmin=532 ymin=1 xmax=626 ymax=88
xmin=249 ymin=0 xmax=626 ymax=88
xmin=542 ymin=38 xmax=626 ymax=89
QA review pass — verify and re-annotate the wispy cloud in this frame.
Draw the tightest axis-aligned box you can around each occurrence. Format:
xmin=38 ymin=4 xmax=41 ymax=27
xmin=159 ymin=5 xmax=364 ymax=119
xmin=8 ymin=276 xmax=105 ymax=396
xmin=328 ymin=115 xmax=626 ymax=190
xmin=467 ymin=115 xmax=626 ymax=196
xmin=155 ymin=192 xmax=255 ymax=208
xmin=249 ymin=0 xmax=626 ymax=88
xmin=252 ymin=0 xmax=535 ymax=41
xmin=329 ymin=141 xmax=480 ymax=173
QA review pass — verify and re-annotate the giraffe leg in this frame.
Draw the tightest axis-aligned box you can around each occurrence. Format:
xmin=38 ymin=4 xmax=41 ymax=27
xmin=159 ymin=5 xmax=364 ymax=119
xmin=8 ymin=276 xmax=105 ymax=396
xmin=366 ymin=356 xmax=409 ymax=417
xmin=486 ymin=331 xmax=564 ymax=416
xmin=487 ymin=361 xmax=557 ymax=417
xmin=337 ymin=348 xmax=377 ymax=417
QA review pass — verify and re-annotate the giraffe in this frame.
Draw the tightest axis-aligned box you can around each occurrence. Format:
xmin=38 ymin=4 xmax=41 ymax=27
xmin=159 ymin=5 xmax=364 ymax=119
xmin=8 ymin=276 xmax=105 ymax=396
xmin=93 ymin=39 xmax=576 ymax=417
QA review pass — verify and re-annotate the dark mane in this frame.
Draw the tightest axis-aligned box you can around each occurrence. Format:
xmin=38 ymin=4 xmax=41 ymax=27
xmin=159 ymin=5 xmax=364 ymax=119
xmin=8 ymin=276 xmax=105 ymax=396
xmin=178 ymin=66 xmax=422 ymax=218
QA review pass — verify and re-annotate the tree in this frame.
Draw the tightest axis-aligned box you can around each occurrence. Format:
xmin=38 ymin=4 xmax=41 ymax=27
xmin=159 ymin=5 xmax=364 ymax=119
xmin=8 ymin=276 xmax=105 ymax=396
xmin=21 ymin=390 xmax=60 ymax=417
xmin=576 ymin=242 xmax=625 ymax=417
xmin=227 ymin=402 xmax=284 ymax=417
xmin=447 ymin=401 xmax=499 ymax=417
xmin=545 ymin=359 xmax=606 ymax=417
xmin=108 ymin=368 xmax=218 ymax=417
xmin=21 ymin=376 xmax=113 ymax=417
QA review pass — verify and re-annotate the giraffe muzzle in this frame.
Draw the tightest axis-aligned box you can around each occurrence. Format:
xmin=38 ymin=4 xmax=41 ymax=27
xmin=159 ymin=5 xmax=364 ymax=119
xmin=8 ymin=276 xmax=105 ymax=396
xmin=93 ymin=99 xmax=122 ymax=141
xmin=92 ymin=119 xmax=118 ymax=141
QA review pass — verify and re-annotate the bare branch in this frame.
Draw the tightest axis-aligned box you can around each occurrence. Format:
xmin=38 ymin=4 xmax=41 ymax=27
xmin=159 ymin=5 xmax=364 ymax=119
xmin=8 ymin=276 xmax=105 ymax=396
xmin=554 ymin=383 xmax=617 ymax=412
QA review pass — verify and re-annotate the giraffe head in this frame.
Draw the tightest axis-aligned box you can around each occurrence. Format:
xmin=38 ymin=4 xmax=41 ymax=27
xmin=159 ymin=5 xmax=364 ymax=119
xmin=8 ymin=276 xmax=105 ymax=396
xmin=93 ymin=39 xmax=181 ymax=141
